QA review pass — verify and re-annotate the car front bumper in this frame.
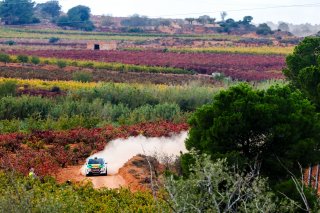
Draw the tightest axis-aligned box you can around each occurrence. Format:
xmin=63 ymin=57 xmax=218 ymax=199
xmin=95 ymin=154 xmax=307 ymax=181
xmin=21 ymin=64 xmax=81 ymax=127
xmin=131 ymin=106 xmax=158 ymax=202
xmin=86 ymin=168 xmax=107 ymax=175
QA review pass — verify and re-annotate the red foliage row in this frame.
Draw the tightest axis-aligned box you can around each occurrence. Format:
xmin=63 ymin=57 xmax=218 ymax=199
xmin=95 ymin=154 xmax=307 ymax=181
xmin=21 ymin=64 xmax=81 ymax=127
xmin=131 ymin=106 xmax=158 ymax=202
xmin=6 ymin=50 xmax=286 ymax=81
xmin=0 ymin=121 xmax=189 ymax=177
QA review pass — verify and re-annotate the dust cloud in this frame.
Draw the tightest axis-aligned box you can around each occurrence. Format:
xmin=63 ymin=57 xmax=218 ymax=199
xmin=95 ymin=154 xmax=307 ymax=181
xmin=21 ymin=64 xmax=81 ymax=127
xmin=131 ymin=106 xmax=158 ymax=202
xmin=81 ymin=131 xmax=188 ymax=175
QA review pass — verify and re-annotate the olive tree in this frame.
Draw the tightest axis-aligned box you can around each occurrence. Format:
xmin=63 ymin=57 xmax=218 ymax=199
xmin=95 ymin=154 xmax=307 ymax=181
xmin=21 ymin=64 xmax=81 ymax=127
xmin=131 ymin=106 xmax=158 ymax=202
xmin=165 ymin=153 xmax=296 ymax=212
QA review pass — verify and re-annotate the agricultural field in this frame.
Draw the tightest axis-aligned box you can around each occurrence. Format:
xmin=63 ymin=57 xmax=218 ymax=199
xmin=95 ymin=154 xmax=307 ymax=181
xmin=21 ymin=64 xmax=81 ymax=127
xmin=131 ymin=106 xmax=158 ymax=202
xmin=0 ymin=27 xmax=242 ymax=41
xmin=167 ymin=45 xmax=294 ymax=55
xmin=4 ymin=49 xmax=286 ymax=81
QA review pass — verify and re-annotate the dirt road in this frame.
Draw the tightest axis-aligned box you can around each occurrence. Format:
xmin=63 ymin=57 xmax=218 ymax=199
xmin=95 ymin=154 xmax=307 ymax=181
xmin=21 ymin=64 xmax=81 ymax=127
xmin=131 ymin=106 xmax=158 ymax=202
xmin=56 ymin=165 xmax=126 ymax=189
xmin=88 ymin=175 xmax=126 ymax=189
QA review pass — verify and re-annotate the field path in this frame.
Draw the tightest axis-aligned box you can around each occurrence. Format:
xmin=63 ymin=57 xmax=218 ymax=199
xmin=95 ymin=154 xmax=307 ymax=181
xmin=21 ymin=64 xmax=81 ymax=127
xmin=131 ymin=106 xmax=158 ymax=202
xmin=56 ymin=165 xmax=126 ymax=189
xmin=88 ymin=175 xmax=126 ymax=189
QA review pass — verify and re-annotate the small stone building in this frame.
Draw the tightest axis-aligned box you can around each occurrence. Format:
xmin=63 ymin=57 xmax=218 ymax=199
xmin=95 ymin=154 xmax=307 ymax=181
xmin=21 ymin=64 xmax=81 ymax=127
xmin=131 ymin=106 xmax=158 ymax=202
xmin=87 ymin=41 xmax=117 ymax=50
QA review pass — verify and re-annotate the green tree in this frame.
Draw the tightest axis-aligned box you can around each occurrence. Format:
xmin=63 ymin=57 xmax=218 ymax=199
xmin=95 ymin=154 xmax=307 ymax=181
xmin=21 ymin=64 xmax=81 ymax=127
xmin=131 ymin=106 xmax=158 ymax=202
xmin=0 ymin=53 xmax=11 ymax=64
xmin=185 ymin=17 xmax=195 ymax=25
xmin=197 ymin=15 xmax=211 ymax=25
xmin=67 ymin=5 xmax=90 ymax=22
xmin=30 ymin=56 xmax=40 ymax=65
xmin=283 ymin=37 xmax=320 ymax=106
xmin=256 ymin=23 xmax=273 ymax=35
xmin=278 ymin=22 xmax=290 ymax=32
xmin=57 ymin=5 xmax=94 ymax=31
xmin=242 ymin=16 xmax=253 ymax=25
xmin=36 ymin=0 xmax=61 ymax=18
xmin=186 ymin=84 xmax=320 ymax=184
xmin=0 ymin=0 xmax=36 ymax=25
xmin=17 ymin=55 xmax=29 ymax=63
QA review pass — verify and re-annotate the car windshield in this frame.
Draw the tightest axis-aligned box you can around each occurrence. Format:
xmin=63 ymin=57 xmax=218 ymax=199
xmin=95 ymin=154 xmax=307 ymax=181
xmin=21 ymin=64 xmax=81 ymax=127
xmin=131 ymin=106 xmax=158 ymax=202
xmin=88 ymin=158 xmax=104 ymax=164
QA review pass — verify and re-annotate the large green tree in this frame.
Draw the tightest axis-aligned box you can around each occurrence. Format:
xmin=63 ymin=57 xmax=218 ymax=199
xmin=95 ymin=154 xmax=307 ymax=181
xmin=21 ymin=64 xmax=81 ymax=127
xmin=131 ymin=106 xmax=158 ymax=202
xmin=186 ymin=83 xmax=320 ymax=183
xmin=0 ymin=0 xmax=36 ymax=25
xmin=57 ymin=5 xmax=94 ymax=31
xmin=283 ymin=37 xmax=320 ymax=106
xmin=36 ymin=0 xmax=61 ymax=19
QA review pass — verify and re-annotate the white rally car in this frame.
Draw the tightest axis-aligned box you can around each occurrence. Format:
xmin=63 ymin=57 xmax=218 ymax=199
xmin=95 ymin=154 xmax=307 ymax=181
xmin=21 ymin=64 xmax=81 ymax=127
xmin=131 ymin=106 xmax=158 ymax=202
xmin=85 ymin=157 xmax=107 ymax=176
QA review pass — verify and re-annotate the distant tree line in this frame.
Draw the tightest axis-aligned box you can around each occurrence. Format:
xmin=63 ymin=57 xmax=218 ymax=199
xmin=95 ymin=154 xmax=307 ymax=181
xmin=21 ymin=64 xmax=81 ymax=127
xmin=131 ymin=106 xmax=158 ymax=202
xmin=0 ymin=0 xmax=275 ymax=34
xmin=184 ymin=13 xmax=274 ymax=35
xmin=0 ymin=0 xmax=95 ymax=31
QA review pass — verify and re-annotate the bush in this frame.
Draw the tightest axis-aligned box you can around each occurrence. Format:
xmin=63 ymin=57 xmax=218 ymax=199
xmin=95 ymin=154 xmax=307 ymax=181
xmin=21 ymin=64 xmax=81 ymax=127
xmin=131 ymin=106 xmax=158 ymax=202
xmin=4 ymin=40 xmax=16 ymax=46
xmin=0 ymin=53 xmax=11 ymax=63
xmin=30 ymin=56 xmax=40 ymax=65
xmin=16 ymin=55 xmax=29 ymax=63
xmin=0 ymin=96 xmax=52 ymax=120
xmin=0 ymin=172 xmax=167 ymax=212
xmin=165 ymin=153 xmax=296 ymax=212
xmin=48 ymin=37 xmax=60 ymax=43
xmin=51 ymin=86 xmax=61 ymax=93
xmin=82 ymin=62 xmax=94 ymax=68
xmin=32 ymin=17 xmax=40 ymax=23
xmin=56 ymin=60 xmax=67 ymax=68
xmin=0 ymin=80 xmax=17 ymax=97
xmin=127 ymin=27 xmax=144 ymax=33
xmin=72 ymin=71 xmax=93 ymax=82
xmin=256 ymin=23 xmax=273 ymax=35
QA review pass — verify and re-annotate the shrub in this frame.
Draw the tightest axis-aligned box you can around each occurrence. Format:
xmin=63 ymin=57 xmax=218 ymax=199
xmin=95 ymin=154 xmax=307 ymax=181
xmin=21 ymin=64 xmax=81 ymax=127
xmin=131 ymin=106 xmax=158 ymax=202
xmin=70 ymin=61 xmax=78 ymax=66
xmin=51 ymin=86 xmax=61 ymax=93
xmin=48 ymin=37 xmax=60 ymax=43
xmin=0 ymin=173 xmax=167 ymax=212
xmin=0 ymin=96 xmax=52 ymax=120
xmin=16 ymin=55 xmax=29 ymax=63
xmin=211 ymin=72 xmax=226 ymax=81
xmin=0 ymin=80 xmax=17 ymax=97
xmin=56 ymin=60 xmax=67 ymax=68
xmin=30 ymin=56 xmax=40 ymax=65
xmin=82 ymin=62 xmax=94 ymax=68
xmin=72 ymin=71 xmax=93 ymax=82
xmin=43 ymin=60 xmax=50 ymax=65
xmin=0 ymin=53 xmax=11 ymax=64
xmin=4 ymin=40 xmax=16 ymax=46
xmin=165 ymin=153 xmax=296 ymax=212
xmin=256 ymin=23 xmax=273 ymax=35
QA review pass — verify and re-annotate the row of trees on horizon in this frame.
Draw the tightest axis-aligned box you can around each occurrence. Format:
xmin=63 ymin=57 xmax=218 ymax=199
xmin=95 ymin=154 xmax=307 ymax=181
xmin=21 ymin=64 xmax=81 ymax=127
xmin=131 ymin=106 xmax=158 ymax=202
xmin=0 ymin=0 xmax=317 ymax=36
xmin=0 ymin=0 xmax=278 ymax=34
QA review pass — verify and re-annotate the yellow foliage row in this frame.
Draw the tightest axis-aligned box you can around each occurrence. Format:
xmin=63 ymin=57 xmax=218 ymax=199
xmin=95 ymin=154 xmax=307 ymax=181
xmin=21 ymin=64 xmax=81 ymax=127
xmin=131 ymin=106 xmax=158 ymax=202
xmin=0 ymin=77 xmax=98 ymax=90
xmin=0 ymin=77 xmax=216 ymax=92
xmin=169 ymin=46 xmax=294 ymax=55
xmin=0 ymin=77 xmax=284 ymax=95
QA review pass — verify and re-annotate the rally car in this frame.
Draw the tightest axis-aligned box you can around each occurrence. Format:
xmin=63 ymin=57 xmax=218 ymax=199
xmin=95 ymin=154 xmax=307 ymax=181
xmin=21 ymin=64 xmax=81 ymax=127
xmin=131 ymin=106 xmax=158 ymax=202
xmin=85 ymin=157 xmax=107 ymax=176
